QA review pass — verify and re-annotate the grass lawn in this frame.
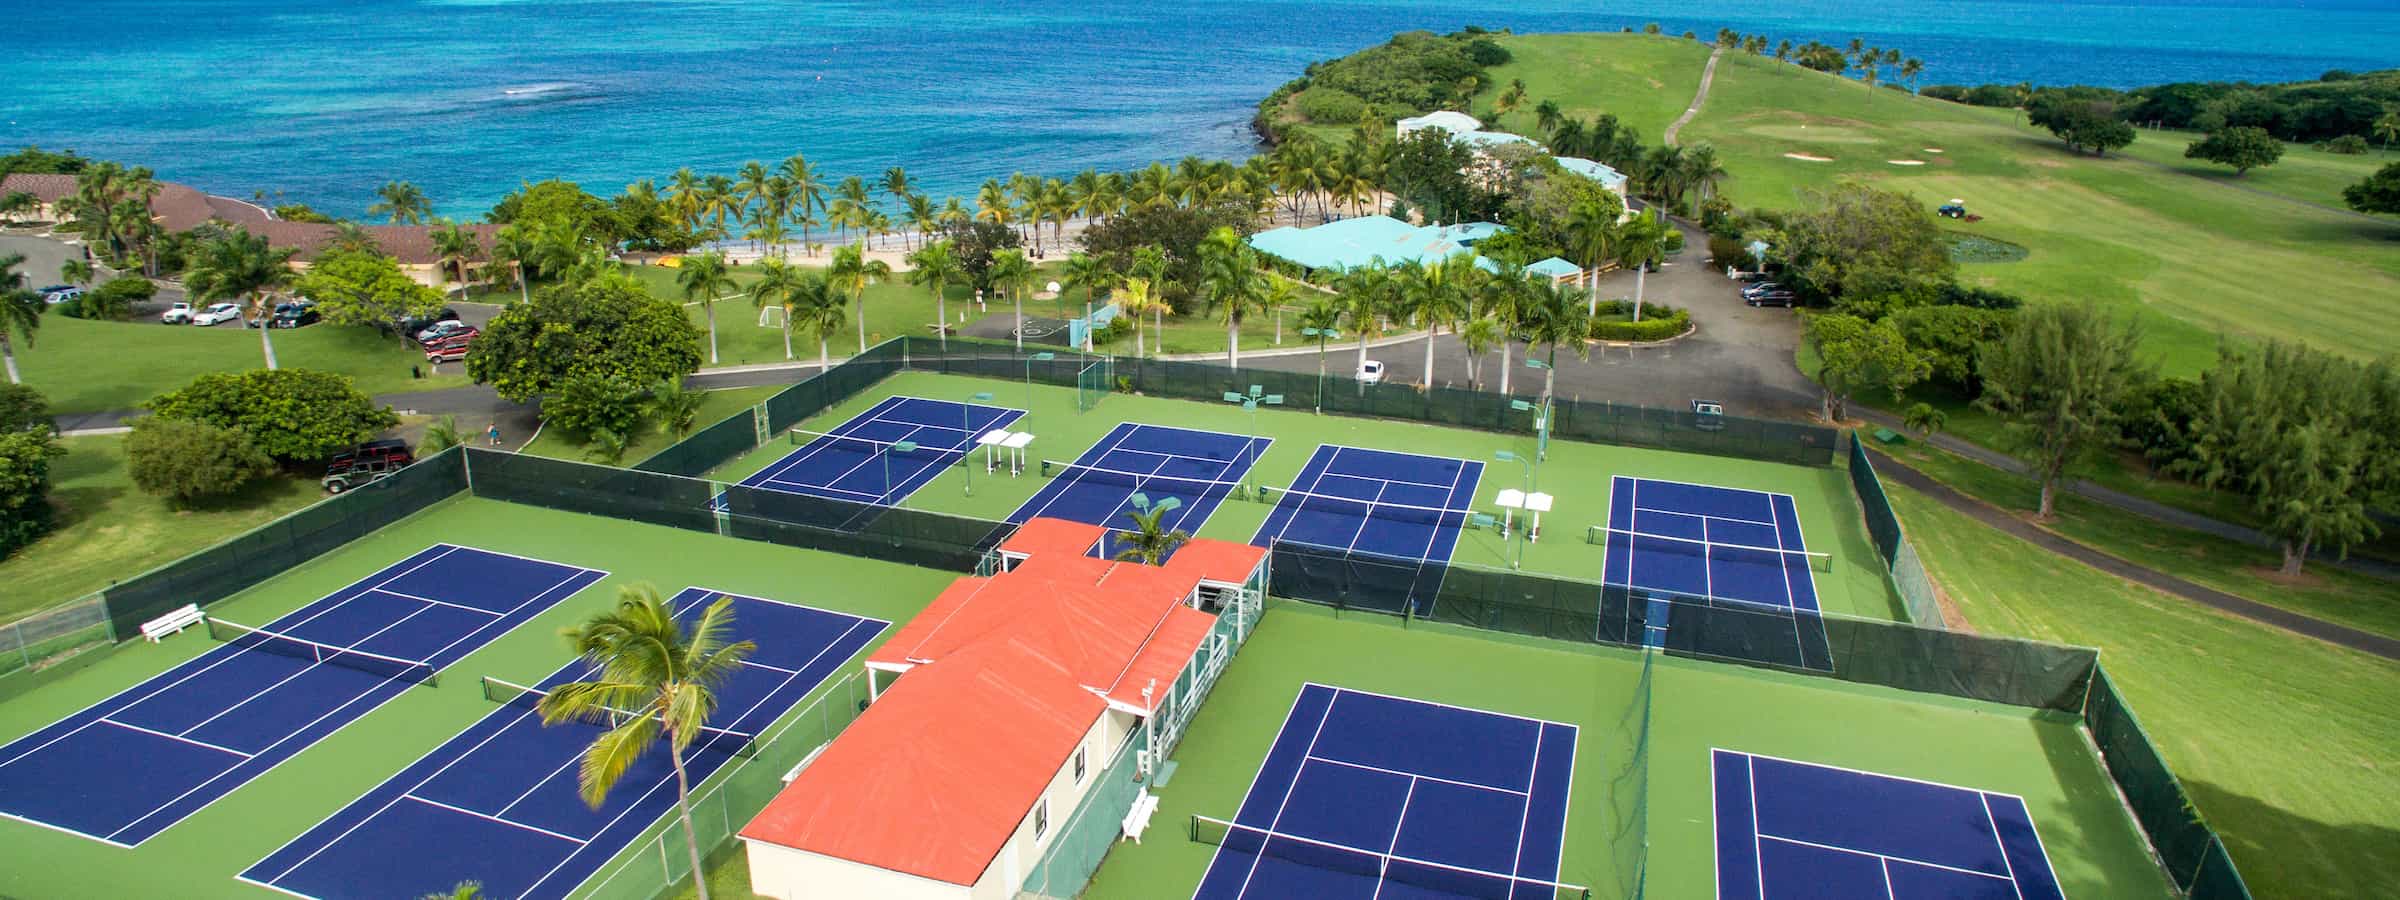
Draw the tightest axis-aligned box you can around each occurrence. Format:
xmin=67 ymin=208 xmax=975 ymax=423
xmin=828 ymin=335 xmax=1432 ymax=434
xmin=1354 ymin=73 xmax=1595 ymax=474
xmin=1887 ymin=483 xmax=2400 ymax=899
xmin=1483 ymin=35 xmax=2400 ymax=376
xmin=1475 ymin=33 xmax=1711 ymax=142
xmin=2114 ymin=128 xmax=2396 ymax=212
xmin=13 ymin=317 xmax=468 ymax=414
xmin=0 ymin=434 xmax=325 ymax=625
xmin=520 ymin=384 xmax=783 ymax=465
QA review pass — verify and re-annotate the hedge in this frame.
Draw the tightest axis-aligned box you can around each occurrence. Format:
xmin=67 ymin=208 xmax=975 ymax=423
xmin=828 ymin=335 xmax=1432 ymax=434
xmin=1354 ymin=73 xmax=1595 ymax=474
xmin=1589 ymin=301 xmax=1690 ymax=341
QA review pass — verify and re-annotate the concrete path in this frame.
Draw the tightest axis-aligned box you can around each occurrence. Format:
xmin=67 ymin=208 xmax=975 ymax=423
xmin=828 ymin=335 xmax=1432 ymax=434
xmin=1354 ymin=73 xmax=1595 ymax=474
xmin=1870 ymin=447 xmax=2400 ymax=661
xmin=1664 ymin=48 xmax=1724 ymax=147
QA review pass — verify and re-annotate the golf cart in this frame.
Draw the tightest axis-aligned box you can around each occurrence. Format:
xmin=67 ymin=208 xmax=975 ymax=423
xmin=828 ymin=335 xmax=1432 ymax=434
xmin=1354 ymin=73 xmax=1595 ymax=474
xmin=1936 ymin=199 xmax=1982 ymax=222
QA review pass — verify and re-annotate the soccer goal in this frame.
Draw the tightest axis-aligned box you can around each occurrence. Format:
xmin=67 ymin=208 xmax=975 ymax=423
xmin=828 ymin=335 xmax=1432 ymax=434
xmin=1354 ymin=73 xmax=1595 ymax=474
xmin=758 ymin=306 xmax=784 ymax=329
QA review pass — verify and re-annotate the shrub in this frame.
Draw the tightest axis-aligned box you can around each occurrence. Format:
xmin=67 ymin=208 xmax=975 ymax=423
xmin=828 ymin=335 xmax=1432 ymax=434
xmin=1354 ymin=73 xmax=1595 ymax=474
xmin=68 ymin=275 xmax=155 ymax=320
xmin=2121 ymin=376 xmax=2205 ymax=471
xmin=0 ymin=383 xmax=49 ymax=434
xmin=2321 ymin=134 xmax=2370 ymax=155
xmin=1295 ymin=87 xmax=1372 ymax=125
xmin=1588 ymin=302 xmax=1690 ymax=341
xmin=125 ymin=417 xmax=272 ymax=507
xmin=146 ymin=369 xmax=398 ymax=461
xmin=0 ymin=427 xmax=63 ymax=558
xmin=543 ymin=374 xmax=648 ymax=439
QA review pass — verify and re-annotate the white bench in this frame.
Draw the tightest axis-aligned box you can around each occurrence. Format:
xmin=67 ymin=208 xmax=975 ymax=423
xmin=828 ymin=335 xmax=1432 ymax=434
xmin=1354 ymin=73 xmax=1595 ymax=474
xmin=141 ymin=604 xmax=205 ymax=643
xmin=1121 ymin=790 xmax=1161 ymax=843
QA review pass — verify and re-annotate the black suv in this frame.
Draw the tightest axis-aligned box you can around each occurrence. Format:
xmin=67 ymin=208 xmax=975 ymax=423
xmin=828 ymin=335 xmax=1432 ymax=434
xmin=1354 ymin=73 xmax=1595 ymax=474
xmin=323 ymin=440 xmax=414 ymax=493
xmin=271 ymin=300 xmax=321 ymax=328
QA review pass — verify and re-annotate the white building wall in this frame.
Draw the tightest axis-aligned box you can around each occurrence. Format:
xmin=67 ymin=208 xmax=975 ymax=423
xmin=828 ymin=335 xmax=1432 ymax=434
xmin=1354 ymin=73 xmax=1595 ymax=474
xmin=742 ymin=839 xmax=975 ymax=900
xmin=981 ymin=709 xmax=1135 ymax=897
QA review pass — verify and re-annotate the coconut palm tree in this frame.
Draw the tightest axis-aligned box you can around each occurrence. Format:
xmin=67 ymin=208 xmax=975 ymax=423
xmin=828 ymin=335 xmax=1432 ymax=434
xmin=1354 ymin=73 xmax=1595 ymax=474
xmin=1196 ymin=227 xmax=1265 ymax=369
xmin=1476 ymin=265 xmax=1529 ymax=396
xmin=419 ymin=880 xmax=484 ymax=900
xmin=2373 ymin=111 xmax=2400 ymax=151
xmin=986 ymin=248 xmax=1037 ymax=350
xmin=676 ymin=250 xmax=737 ymax=365
xmin=1457 ymin=317 xmax=1499 ymax=391
xmin=1901 ymin=58 xmax=1925 ymax=94
xmin=418 ymin=415 xmax=466 ymax=455
xmin=535 ymin=585 xmax=755 ymax=900
xmin=1614 ymin=210 xmax=1672 ymax=321
xmin=904 ymin=241 xmax=963 ymax=346
xmin=184 ymin=228 xmax=297 ymax=369
xmin=1681 ymin=143 xmax=1729 ymax=205
xmin=431 ymin=220 xmax=481 ymax=298
xmin=778 ymin=155 xmax=826 ymax=253
xmin=1114 ymin=275 xmax=1160 ymax=358
xmin=368 ymin=180 xmax=430 ymax=225
xmin=735 ymin=161 xmax=772 ymax=248
xmin=1563 ymin=199 xmax=1618 ymax=315
xmin=826 ymin=243 xmax=891 ymax=353
xmin=1520 ymin=281 xmax=1591 ymax=403
xmin=1113 ymin=503 xmax=1191 ymax=565
xmin=883 ymin=167 xmax=913 ymax=221
xmin=529 ymin=217 xmax=591 ymax=283
xmin=831 ymin=176 xmax=873 ymax=248
xmin=1296 ymin=296 xmax=1341 ymax=406
xmin=0 ymin=254 xmax=44 ymax=384
xmin=904 ymin=194 xmax=940 ymax=251
xmin=650 ymin=377 xmax=705 ymax=438
xmin=59 ymin=258 xmax=93 ymax=291
xmin=1534 ymin=99 xmax=1564 ymax=137
xmin=791 ymin=272 xmax=848 ymax=371
xmin=1398 ymin=257 xmax=1466 ymax=387
xmin=1060 ymin=252 xmax=1111 ymax=341
xmin=751 ymin=258 xmax=809 ymax=360
xmin=490 ymin=224 xmax=536 ymax=302
xmin=666 ymin=168 xmax=705 ymax=237
xmin=1333 ymin=266 xmax=1391 ymax=379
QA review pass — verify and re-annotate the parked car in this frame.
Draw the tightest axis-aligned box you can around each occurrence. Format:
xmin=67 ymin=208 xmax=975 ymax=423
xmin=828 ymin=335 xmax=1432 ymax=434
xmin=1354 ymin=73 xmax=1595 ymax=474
xmin=39 ymin=285 xmax=81 ymax=305
xmin=399 ymin=307 xmax=459 ymax=338
xmin=322 ymin=454 xmax=409 ymax=494
xmin=270 ymin=300 xmax=320 ymax=328
xmin=1745 ymin=291 xmax=1797 ymax=308
xmin=415 ymin=318 xmax=473 ymax=343
xmin=1740 ymin=281 xmax=1784 ymax=298
xmin=160 ymin=302 xmax=194 ymax=324
xmin=1356 ymin=359 xmax=1386 ymax=384
xmin=424 ymin=333 xmax=474 ymax=363
xmin=193 ymin=302 xmax=243 ymax=326
xmin=327 ymin=439 xmax=414 ymax=471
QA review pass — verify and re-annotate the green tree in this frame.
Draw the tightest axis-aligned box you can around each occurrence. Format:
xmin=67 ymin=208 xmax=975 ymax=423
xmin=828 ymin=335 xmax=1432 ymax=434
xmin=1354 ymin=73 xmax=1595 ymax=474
xmin=1974 ymin=302 xmax=2149 ymax=518
xmin=124 ymin=416 xmax=272 ymax=507
xmin=2175 ymin=341 xmax=2392 ymax=575
xmin=826 ymin=243 xmax=892 ymax=354
xmin=2184 ymin=126 xmax=2285 ymax=175
xmin=291 ymin=248 xmax=444 ymax=341
xmin=1113 ymin=503 xmax=1192 ymax=565
xmin=2343 ymin=162 xmax=2400 ymax=214
xmin=750 ymin=259 xmax=808 ymax=360
xmin=0 ymin=425 xmax=63 ymax=558
xmin=584 ymin=428 xmax=631 ymax=465
xmin=1765 ymin=183 xmax=1955 ymax=310
xmin=466 ymin=277 xmax=703 ymax=403
xmin=0 ymin=253 xmax=42 ymax=384
xmin=535 ymin=586 xmax=755 ymax=900
xmin=1297 ymin=297 xmax=1343 ymax=403
xmin=490 ymin=224 xmax=537 ymax=303
xmin=1804 ymin=313 xmax=1929 ymax=422
xmin=419 ymin=414 xmax=466 ymax=455
xmin=1903 ymin=402 xmax=1946 ymax=437
xmin=420 ymin=881 xmax=482 ymax=900
xmin=2028 ymin=97 xmax=2137 ymax=156
xmin=183 ymin=228 xmax=297 ymax=369
xmin=146 ymin=369 xmax=397 ymax=461
xmin=59 ymin=258 xmax=92 ymax=291
xmin=545 ymin=374 xmax=648 ymax=441
xmin=649 ymin=378 xmax=704 ymax=438
xmin=986 ymin=248 xmax=1038 ymax=350
xmin=1334 ymin=267 xmax=1392 ymax=381
xmin=1520 ymin=281 xmax=1591 ymax=402
xmin=0 ymin=382 xmax=49 ymax=433
xmin=1561 ymin=198 xmax=1619 ymax=313
xmin=1196 ymin=227 xmax=1266 ymax=370
xmin=431 ymin=220 xmax=482 ymax=295
xmin=1457 ymin=317 xmax=1500 ymax=391
xmin=1060 ymin=251 xmax=1112 ymax=344
xmin=73 ymin=274 xmax=153 ymax=320
xmin=1614 ymin=210 xmax=1672 ymax=320
xmin=1398 ymin=257 xmax=1466 ymax=386
xmin=367 ymin=180 xmax=430 ymax=225
xmin=675 ymin=250 xmax=736 ymax=366
xmin=2373 ymin=110 xmax=2400 ymax=150
xmin=905 ymin=241 xmax=964 ymax=347
xmin=790 ymin=271 xmax=849 ymax=372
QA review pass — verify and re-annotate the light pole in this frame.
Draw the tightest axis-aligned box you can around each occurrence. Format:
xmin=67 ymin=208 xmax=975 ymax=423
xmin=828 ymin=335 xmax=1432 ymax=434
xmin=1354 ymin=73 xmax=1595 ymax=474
xmin=1493 ymin=449 xmax=1534 ymax=494
xmin=1024 ymin=350 xmax=1055 ymax=417
xmin=963 ymin=391 xmax=993 ymax=497
xmin=1223 ymin=385 xmax=1283 ymax=494
xmin=1522 ymin=358 xmax=1554 ymax=459
xmin=1124 ymin=493 xmax=1185 ymax=561
xmin=880 ymin=440 xmax=919 ymax=504
xmin=1510 ymin=397 xmax=1554 ymax=462
xmin=1302 ymin=326 xmax=1340 ymax=414
xmin=1494 ymin=450 xmax=1533 ymax=570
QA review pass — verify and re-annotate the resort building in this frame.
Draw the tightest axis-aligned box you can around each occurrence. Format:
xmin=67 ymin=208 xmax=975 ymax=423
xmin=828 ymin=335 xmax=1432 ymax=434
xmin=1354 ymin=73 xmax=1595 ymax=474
xmin=1247 ymin=214 xmax=1587 ymax=286
xmin=737 ymin=518 xmax=1266 ymax=900
xmin=1553 ymin=156 xmax=1632 ymax=197
xmin=1388 ymin=110 xmax=1631 ymax=211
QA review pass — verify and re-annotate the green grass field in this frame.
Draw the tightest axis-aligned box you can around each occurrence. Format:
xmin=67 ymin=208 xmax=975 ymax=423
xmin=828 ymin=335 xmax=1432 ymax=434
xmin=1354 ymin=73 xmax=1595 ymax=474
xmin=705 ymin=370 xmax=1904 ymax=622
xmin=0 ymin=497 xmax=959 ymax=899
xmin=1886 ymin=483 xmax=2400 ymax=898
xmin=0 ymin=435 xmax=325 ymax=625
xmin=1480 ymin=34 xmax=2400 ymax=376
xmin=12 ymin=317 xmax=468 ymax=414
xmin=1084 ymin=601 xmax=2174 ymax=899
xmin=1473 ymin=33 xmax=1711 ymax=143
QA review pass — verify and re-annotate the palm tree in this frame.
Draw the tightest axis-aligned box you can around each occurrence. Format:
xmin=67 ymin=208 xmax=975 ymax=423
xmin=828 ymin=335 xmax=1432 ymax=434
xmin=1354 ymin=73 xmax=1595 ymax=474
xmin=1521 ymin=282 xmax=1591 ymax=403
xmin=701 ymin=174 xmax=740 ymax=242
xmin=986 ymin=248 xmax=1037 ymax=351
xmin=666 ymin=168 xmax=705 ymax=237
xmin=1563 ymin=199 xmax=1618 ymax=315
xmin=490 ymin=224 xmax=536 ymax=302
xmin=1614 ymin=210 xmax=1672 ymax=322
xmin=529 ymin=218 xmax=592 ymax=283
xmin=1113 ymin=503 xmax=1191 ymax=565
xmin=59 ymin=258 xmax=93 ymax=291
xmin=536 ymin=585 xmax=755 ymax=900
xmin=419 ymin=881 xmax=484 ymax=900
xmin=904 ymin=194 xmax=940 ymax=251
xmin=184 ymin=228 xmax=297 ymax=369
xmin=1457 ymin=317 xmax=1500 ymax=391
xmin=751 ymin=258 xmax=809 ymax=360
xmin=1901 ymin=58 xmax=1925 ymax=94
xmin=1115 ymin=276 xmax=1158 ymax=358
xmin=735 ymin=162 xmax=772 ymax=247
xmin=0 ymin=254 xmax=44 ymax=384
xmin=1060 ymin=252 xmax=1111 ymax=342
xmin=2374 ymin=111 xmax=2400 ymax=151
xmin=585 ymin=428 xmax=631 ymax=465
xmin=1334 ymin=267 xmax=1391 ymax=380
xmin=1196 ymin=227 xmax=1266 ymax=369
xmin=1476 ymin=266 xmax=1528 ymax=396
xmin=676 ymin=250 xmax=737 ymax=365
xmin=431 ymin=220 xmax=480 ymax=298
xmin=778 ymin=155 xmax=826 ymax=253
xmin=791 ymin=272 xmax=848 ymax=371
xmin=1130 ymin=245 xmax=1170 ymax=347
xmin=1680 ymin=143 xmax=1729 ymax=204
xmin=1534 ymin=99 xmax=1564 ymax=137
xmin=905 ymin=241 xmax=963 ymax=347
xmin=367 ymin=180 xmax=430 ymax=225
xmin=832 ymin=176 xmax=873 ymax=248
xmin=1398 ymin=258 xmax=1465 ymax=388
xmin=419 ymin=414 xmax=466 ymax=455
xmin=650 ymin=377 xmax=705 ymax=438
xmin=826 ymin=243 xmax=892 ymax=353
xmin=1296 ymin=296 xmax=1342 ymax=401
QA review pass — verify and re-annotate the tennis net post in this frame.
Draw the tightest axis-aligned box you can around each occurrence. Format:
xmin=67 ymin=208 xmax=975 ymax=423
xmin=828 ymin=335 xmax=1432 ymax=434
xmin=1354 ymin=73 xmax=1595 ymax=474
xmin=204 ymin=617 xmax=441 ymax=686
xmin=1188 ymin=814 xmax=1591 ymax=900
xmin=480 ymin=675 xmax=759 ymax=759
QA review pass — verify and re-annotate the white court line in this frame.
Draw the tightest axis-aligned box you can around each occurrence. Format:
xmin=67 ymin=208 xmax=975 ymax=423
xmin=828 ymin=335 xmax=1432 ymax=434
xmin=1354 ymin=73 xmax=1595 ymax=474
xmin=1228 ymin=689 xmax=1342 ymax=900
xmin=1340 ymin=480 xmax=1388 ymax=554
xmin=747 ymin=396 xmax=908 ymax=487
xmin=1249 ymin=445 xmax=1347 ymax=548
xmin=1506 ymin=724 xmax=1544 ymax=884
xmin=1635 ymin=504 xmax=1777 ymax=528
xmin=1301 ymin=754 xmax=1529 ymax=797
xmin=1981 ymin=793 xmax=2031 ymax=900
xmin=404 ymin=794 xmax=588 ymax=845
xmin=1754 ymin=834 xmax=2017 ymax=883
xmin=98 ymin=718 xmax=252 ymax=759
xmin=1372 ymin=775 xmax=1420 ymax=900
xmin=1008 ymin=422 xmax=1141 ymax=523
xmin=365 ymin=588 xmax=506 ymax=617
xmin=759 ymin=477 xmax=884 ymax=500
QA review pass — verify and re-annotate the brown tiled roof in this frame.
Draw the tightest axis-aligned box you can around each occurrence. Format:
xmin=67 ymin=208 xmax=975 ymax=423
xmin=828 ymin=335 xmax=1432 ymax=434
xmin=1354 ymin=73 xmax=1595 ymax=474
xmin=2 ymin=174 xmax=497 ymax=265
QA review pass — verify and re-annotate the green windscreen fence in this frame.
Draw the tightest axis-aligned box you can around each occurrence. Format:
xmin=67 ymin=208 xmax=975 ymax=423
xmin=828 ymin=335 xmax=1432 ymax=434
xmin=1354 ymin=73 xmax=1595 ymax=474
xmin=1608 ymin=649 xmax=1653 ymax=900
xmin=1847 ymin=439 xmax=1943 ymax=628
xmin=100 ymin=447 xmax=469 ymax=641
xmin=2085 ymin=665 xmax=2255 ymax=899
xmin=901 ymin=338 xmax=1839 ymax=468
xmin=632 ymin=406 xmax=759 ymax=477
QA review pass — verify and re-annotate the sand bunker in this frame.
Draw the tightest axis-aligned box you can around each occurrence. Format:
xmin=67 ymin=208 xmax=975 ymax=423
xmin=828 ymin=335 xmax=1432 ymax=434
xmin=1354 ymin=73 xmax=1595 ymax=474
xmin=1782 ymin=152 xmax=1835 ymax=162
xmin=1923 ymin=147 xmax=1945 ymax=154
xmin=1888 ymin=159 xmax=1927 ymax=166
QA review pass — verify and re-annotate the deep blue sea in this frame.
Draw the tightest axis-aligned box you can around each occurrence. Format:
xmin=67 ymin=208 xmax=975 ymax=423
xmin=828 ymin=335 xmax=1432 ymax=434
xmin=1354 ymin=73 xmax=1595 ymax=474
xmin=3 ymin=0 xmax=2393 ymax=218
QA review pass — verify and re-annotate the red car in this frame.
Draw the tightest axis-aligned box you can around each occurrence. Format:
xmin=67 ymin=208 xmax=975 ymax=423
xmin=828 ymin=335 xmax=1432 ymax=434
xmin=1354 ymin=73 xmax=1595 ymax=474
xmin=424 ymin=332 xmax=475 ymax=363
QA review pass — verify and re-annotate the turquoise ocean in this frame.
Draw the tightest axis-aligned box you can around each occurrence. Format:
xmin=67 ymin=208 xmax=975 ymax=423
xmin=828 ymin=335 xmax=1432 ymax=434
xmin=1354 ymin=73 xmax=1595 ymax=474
xmin=3 ymin=0 xmax=2394 ymax=218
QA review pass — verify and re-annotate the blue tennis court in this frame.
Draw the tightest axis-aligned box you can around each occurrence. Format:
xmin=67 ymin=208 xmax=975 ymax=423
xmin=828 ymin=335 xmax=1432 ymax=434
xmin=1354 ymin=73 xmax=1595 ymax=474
xmin=1250 ymin=445 xmax=1483 ymax=616
xmin=0 ymin=545 xmax=602 ymax=847
xmin=1195 ymin=683 xmax=1579 ymax=900
xmin=1009 ymin=422 xmax=1269 ymax=558
xmin=1602 ymin=476 xmax=1831 ymax=670
xmin=735 ymin=395 xmax=1022 ymax=505
xmin=240 ymin=588 xmax=884 ymax=900
xmin=1713 ymin=749 xmax=2065 ymax=900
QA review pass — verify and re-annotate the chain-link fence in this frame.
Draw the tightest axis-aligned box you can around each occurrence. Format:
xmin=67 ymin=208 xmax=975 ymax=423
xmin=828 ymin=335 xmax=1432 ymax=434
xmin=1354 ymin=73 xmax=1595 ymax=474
xmin=2085 ymin=665 xmax=2256 ymax=900
xmin=569 ymin=673 xmax=872 ymax=900
xmin=0 ymin=594 xmax=111 ymax=688
xmin=900 ymin=338 xmax=1838 ymax=468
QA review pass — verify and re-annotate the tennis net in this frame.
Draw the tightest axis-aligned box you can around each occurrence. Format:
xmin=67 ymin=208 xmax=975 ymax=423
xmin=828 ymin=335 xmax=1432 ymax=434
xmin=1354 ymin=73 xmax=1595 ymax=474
xmin=1038 ymin=460 xmax=1248 ymax=501
xmin=1190 ymin=814 xmax=1591 ymax=900
xmin=1586 ymin=525 xmax=1834 ymax=572
xmin=480 ymin=675 xmax=758 ymax=759
xmin=1256 ymin=485 xmax=1478 ymax=530
xmin=787 ymin=426 xmax=972 ymax=458
xmin=205 ymin=617 xmax=441 ymax=686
